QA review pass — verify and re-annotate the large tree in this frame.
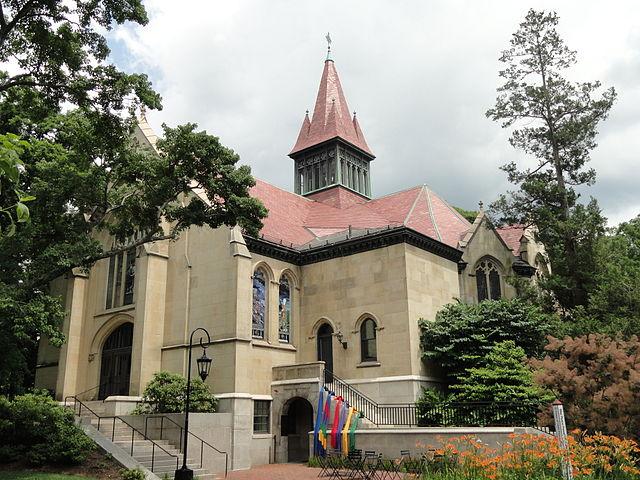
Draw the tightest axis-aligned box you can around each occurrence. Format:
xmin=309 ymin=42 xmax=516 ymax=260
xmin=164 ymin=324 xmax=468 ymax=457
xmin=486 ymin=9 xmax=616 ymax=310
xmin=0 ymin=0 xmax=267 ymax=393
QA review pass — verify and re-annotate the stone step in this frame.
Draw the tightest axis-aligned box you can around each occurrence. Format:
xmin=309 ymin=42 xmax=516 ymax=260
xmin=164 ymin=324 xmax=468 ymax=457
xmin=113 ymin=442 xmax=181 ymax=453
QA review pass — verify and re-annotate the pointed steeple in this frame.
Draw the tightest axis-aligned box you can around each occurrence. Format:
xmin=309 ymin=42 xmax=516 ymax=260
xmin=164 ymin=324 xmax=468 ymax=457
xmin=290 ymin=58 xmax=373 ymax=156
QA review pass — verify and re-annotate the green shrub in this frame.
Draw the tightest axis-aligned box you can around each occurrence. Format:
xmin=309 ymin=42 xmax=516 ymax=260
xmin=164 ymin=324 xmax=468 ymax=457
xmin=120 ymin=468 xmax=146 ymax=480
xmin=0 ymin=391 xmax=94 ymax=465
xmin=133 ymin=371 xmax=217 ymax=414
xmin=416 ymin=388 xmax=454 ymax=427
xmin=419 ymin=299 xmax=558 ymax=383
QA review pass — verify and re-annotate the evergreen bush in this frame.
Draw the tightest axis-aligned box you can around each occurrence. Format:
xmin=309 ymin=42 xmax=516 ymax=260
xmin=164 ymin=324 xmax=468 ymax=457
xmin=133 ymin=371 xmax=217 ymax=414
xmin=0 ymin=391 xmax=94 ymax=465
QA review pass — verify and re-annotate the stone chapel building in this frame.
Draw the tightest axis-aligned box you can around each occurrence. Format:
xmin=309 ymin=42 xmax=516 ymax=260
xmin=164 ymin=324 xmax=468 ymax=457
xmin=35 ymin=52 xmax=548 ymax=467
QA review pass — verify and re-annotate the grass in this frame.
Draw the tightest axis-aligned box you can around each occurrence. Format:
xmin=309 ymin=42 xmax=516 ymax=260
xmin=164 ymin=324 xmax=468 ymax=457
xmin=0 ymin=473 xmax=96 ymax=480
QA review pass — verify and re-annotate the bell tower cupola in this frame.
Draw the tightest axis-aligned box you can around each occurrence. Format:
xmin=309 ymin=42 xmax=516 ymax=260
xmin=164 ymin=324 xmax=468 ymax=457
xmin=289 ymin=40 xmax=375 ymax=198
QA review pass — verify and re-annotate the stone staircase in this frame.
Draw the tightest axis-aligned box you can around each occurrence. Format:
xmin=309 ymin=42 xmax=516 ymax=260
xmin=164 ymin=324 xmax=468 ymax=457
xmin=71 ymin=400 xmax=220 ymax=479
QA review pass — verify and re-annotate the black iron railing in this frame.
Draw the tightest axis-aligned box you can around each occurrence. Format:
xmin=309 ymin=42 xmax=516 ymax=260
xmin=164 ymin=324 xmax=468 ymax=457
xmin=324 ymin=369 xmax=416 ymax=426
xmin=144 ymin=415 xmax=228 ymax=478
xmin=416 ymin=401 xmax=548 ymax=428
xmin=323 ymin=368 xmax=550 ymax=430
xmin=64 ymin=396 xmax=180 ymax=473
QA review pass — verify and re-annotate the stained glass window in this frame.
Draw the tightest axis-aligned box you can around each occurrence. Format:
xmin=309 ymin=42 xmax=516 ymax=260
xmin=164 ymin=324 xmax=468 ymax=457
xmin=252 ymin=269 xmax=267 ymax=338
xmin=475 ymin=259 xmax=501 ymax=302
xmin=360 ymin=318 xmax=377 ymax=362
xmin=278 ymin=276 xmax=291 ymax=343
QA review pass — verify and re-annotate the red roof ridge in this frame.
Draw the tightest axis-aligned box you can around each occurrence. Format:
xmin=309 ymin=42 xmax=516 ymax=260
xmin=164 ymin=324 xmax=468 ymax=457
xmin=368 ymin=184 xmax=425 ymax=201
xmin=402 ymin=185 xmax=427 ymax=224
xmin=424 ymin=186 xmax=443 ymax=243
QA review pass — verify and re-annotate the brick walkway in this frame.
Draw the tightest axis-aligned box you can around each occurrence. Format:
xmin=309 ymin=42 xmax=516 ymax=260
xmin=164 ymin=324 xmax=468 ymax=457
xmin=227 ymin=463 xmax=321 ymax=479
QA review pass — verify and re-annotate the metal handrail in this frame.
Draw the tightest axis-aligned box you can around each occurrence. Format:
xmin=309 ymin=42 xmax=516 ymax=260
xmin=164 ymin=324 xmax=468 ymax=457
xmin=143 ymin=414 xmax=228 ymax=477
xmin=66 ymin=396 xmax=180 ymax=473
xmin=323 ymin=368 xmax=550 ymax=428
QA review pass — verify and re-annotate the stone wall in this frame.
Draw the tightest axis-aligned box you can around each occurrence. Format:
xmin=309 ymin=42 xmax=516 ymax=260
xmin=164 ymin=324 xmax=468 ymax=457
xmin=308 ymin=426 xmax=550 ymax=459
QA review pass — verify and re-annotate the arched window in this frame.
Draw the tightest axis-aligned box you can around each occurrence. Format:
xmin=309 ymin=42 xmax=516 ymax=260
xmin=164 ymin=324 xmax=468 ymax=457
xmin=278 ymin=275 xmax=292 ymax=343
xmin=252 ymin=269 xmax=267 ymax=338
xmin=475 ymin=259 xmax=502 ymax=302
xmin=360 ymin=318 xmax=377 ymax=362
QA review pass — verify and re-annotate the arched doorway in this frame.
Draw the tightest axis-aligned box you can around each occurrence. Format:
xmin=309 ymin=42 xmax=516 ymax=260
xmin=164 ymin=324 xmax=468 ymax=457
xmin=98 ymin=323 xmax=133 ymax=400
xmin=317 ymin=323 xmax=334 ymax=382
xmin=281 ymin=397 xmax=314 ymax=462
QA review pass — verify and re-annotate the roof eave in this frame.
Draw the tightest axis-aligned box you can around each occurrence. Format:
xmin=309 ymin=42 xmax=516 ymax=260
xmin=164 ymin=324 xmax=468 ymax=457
xmin=244 ymin=225 xmax=462 ymax=266
xmin=289 ymin=135 xmax=375 ymax=159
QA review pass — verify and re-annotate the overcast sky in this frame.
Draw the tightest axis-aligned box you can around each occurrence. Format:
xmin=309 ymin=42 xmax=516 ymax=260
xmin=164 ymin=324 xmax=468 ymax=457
xmin=109 ymin=0 xmax=640 ymax=226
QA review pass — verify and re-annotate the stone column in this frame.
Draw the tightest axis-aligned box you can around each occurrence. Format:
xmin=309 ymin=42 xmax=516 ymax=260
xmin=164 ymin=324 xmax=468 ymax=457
xmin=55 ymin=269 xmax=89 ymax=400
xmin=129 ymin=243 xmax=168 ymax=395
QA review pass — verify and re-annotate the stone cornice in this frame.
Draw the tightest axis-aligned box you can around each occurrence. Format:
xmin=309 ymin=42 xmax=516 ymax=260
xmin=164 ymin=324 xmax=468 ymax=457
xmin=245 ymin=226 xmax=463 ymax=266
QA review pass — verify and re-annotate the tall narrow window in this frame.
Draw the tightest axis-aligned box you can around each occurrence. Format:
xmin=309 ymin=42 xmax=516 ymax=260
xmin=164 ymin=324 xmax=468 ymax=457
xmin=360 ymin=318 xmax=377 ymax=362
xmin=313 ymin=164 xmax=320 ymax=190
xmin=123 ymin=249 xmax=136 ymax=305
xmin=253 ymin=400 xmax=271 ymax=433
xmin=328 ymin=159 xmax=335 ymax=184
xmin=475 ymin=259 xmax=502 ymax=302
xmin=252 ymin=269 xmax=267 ymax=338
xmin=306 ymin=167 xmax=313 ymax=192
xmin=105 ymin=249 xmax=136 ymax=310
xmin=278 ymin=276 xmax=291 ymax=343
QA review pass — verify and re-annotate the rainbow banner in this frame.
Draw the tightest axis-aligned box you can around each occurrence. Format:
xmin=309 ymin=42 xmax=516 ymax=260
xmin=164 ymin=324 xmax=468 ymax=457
xmin=313 ymin=386 xmax=324 ymax=455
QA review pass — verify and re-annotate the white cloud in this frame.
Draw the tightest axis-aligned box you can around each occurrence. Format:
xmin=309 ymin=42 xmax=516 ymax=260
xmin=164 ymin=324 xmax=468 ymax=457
xmin=110 ymin=0 xmax=640 ymax=226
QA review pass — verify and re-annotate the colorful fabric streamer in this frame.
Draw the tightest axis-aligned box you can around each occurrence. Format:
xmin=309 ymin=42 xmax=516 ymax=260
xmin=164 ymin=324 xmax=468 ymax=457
xmin=313 ymin=386 xmax=324 ymax=455
xmin=342 ymin=407 xmax=355 ymax=454
xmin=348 ymin=411 xmax=361 ymax=451
xmin=337 ymin=401 xmax=347 ymax=452
xmin=319 ymin=391 xmax=333 ymax=452
xmin=330 ymin=396 xmax=343 ymax=449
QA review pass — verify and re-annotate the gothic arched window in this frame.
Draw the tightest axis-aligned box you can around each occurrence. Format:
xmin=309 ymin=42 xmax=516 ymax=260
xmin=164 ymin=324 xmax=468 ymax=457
xmin=278 ymin=275 xmax=292 ymax=343
xmin=252 ymin=269 xmax=267 ymax=338
xmin=475 ymin=259 xmax=502 ymax=302
xmin=360 ymin=318 xmax=377 ymax=362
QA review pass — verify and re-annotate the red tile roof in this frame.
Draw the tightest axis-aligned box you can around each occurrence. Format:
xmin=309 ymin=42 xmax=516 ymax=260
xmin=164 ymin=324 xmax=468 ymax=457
xmin=290 ymin=60 xmax=373 ymax=156
xmin=249 ymin=181 xmax=471 ymax=250
xmin=496 ymin=225 xmax=525 ymax=254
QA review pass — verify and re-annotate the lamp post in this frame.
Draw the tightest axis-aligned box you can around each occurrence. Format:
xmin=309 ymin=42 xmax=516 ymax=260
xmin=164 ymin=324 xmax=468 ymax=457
xmin=175 ymin=328 xmax=212 ymax=480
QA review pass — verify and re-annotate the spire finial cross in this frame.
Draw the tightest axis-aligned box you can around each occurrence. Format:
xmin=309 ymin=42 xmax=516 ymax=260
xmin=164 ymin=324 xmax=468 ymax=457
xmin=325 ymin=32 xmax=332 ymax=61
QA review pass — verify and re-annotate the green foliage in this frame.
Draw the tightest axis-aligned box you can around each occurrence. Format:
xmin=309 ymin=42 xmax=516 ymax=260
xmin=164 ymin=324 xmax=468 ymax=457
xmin=416 ymin=387 xmax=455 ymax=427
xmin=567 ymin=216 xmax=640 ymax=337
xmin=451 ymin=341 xmax=552 ymax=404
xmin=0 ymin=0 xmax=266 ymax=394
xmin=453 ymin=206 xmax=478 ymax=223
xmin=119 ymin=468 xmax=145 ymax=480
xmin=0 ymin=133 xmax=34 ymax=236
xmin=133 ymin=371 xmax=217 ymax=414
xmin=0 ymin=392 xmax=94 ymax=465
xmin=419 ymin=299 xmax=558 ymax=383
xmin=486 ymin=9 xmax=615 ymax=310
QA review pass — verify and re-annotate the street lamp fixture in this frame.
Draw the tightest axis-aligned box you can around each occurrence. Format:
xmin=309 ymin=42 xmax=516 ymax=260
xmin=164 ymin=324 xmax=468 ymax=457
xmin=197 ymin=348 xmax=212 ymax=381
xmin=175 ymin=328 xmax=212 ymax=480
